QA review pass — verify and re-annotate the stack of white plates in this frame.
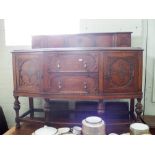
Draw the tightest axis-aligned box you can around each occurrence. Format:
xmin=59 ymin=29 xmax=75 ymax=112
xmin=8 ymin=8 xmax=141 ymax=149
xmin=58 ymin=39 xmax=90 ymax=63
xmin=82 ymin=116 xmax=106 ymax=135
xmin=130 ymin=123 xmax=149 ymax=135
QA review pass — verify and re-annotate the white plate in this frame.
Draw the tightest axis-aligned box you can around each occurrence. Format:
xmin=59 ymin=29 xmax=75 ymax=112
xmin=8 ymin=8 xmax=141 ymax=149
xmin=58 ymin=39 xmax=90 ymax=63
xmin=130 ymin=123 xmax=149 ymax=131
xmin=85 ymin=116 xmax=102 ymax=124
xmin=58 ymin=127 xmax=70 ymax=135
xmin=33 ymin=125 xmax=58 ymax=135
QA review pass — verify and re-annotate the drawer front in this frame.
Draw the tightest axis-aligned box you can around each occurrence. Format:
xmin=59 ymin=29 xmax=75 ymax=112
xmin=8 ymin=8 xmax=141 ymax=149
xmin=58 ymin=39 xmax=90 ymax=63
xmin=46 ymin=52 xmax=98 ymax=72
xmin=13 ymin=53 xmax=43 ymax=93
xmin=44 ymin=73 xmax=99 ymax=95
xmin=103 ymin=52 xmax=139 ymax=93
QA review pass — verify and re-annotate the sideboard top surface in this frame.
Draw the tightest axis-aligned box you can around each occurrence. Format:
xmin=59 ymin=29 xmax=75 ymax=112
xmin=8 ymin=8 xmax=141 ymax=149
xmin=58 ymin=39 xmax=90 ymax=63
xmin=32 ymin=32 xmax=132 ymax=37
xmin=12 ymin=47 xmax=143 ymax=53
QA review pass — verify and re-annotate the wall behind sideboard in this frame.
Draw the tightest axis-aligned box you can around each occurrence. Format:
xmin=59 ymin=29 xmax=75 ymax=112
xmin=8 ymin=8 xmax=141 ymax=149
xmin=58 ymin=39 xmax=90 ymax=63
xmin=0 ymin=20 xmax=44 ymax=128
xmin=143 ymin=20 xmax=155 ymax=115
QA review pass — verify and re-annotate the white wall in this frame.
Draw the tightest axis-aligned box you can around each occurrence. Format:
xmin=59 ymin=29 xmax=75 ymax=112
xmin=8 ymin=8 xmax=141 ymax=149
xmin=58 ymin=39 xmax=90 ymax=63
xmin=144 ymin=20 xmax=155 ymax=115
xmin=0 ymin=20 xmax=15 ymax=128
xmin=0 ymin=19 xmax=43 ymax=128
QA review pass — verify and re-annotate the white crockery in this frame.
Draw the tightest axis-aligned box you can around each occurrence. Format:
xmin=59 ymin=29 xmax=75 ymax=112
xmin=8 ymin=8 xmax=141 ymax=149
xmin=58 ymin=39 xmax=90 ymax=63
xmin=130 ymin=123 xmax=149 ymax=135
xmin=85 ymin=116 xmax=102 ymax=124
xmin=82 ymin=116 xmax=106 ymax=135
xmin=58 ymin=127 xmax=70 ymax=135
xmin=33 ymin=125 xmax=58 ymax=135
xmin=72 ymin=126 xmax=82 ymax=135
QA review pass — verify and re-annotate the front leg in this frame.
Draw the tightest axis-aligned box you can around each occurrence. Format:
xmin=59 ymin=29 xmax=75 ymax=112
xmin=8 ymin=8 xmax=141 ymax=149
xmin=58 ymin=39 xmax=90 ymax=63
xmin=97 ymin=100 xmax=104 ymax=114
xmin=44 ymin=99 xmax=51 ymax=126
xmin=14 ymin=96 xmax=21 ymax=128
xmin=29 ymin=97 xmax=34 ymax=119
xmin=135 ymin=98 xmax=143 ymax=122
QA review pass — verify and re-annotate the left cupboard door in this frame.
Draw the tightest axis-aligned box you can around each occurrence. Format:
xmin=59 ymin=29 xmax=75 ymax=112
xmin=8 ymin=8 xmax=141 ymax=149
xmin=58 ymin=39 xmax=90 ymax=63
xmin=13 ymin=52 xmax=43 ymax=94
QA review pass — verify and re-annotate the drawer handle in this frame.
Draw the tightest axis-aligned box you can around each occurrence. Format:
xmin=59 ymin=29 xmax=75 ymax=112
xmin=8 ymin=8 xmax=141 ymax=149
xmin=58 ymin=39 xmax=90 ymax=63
xmin=83 ymin=82 xmax=87 ymax=89
xmin=132 ymin=70 xmax=134 ymax=78
xmin=104 ymin=73 xmax=110 ymax=80
xmin=83 ymin=62 xmax=87 ymax=69
xmin=58 ymin=81 xmax=62 ymax=89
xmin=57 ymin=63 xmax=61 ymax=69
xmin=78 ymin=58 xmax=83 ymax=62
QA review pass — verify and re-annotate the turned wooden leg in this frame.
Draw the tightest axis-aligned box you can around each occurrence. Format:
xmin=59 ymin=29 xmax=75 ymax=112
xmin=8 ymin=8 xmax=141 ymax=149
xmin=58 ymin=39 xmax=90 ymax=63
xmin=97 ymin=100 xmax=104 ymax=114
xmin=44 ymin=99 xmax=51 ymax=125
xmin=135 ymin=98 xmax=143 ymax=122
xmin=130 ymin=98 xmax=136 ymax=121
xmin=14 ymin=96 xmax=20 ymax=128
xmin=29 ymin=97 xmax=34 ymax=119
xmin=130 ymin=98 xmax=135 ymax=114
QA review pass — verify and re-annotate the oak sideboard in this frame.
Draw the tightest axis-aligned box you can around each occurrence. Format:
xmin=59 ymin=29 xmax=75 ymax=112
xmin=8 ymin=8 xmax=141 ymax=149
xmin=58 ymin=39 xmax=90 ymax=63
xmin=12 ymin=32 xmax=143 ymax=128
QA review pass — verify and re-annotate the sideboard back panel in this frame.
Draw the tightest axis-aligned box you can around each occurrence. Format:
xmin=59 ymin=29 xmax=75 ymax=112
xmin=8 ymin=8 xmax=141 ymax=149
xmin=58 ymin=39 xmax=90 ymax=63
xmin=32 ymin=32 xmax=131 ymax=48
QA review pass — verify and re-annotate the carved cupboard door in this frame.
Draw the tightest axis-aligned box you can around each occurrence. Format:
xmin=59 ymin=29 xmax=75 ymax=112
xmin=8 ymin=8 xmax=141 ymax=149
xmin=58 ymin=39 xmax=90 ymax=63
xmin=13 ymin=53 xmax=43 ymax=93
xmin=103 ymin=52 xmax=139 ymax=93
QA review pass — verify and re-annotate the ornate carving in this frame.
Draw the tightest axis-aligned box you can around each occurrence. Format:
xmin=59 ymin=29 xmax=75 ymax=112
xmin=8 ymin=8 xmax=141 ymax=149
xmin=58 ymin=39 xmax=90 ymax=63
xmin=135 ymin=98 xmax=143 ymax=122
xmin=17 ymin=57 xmax=42 ymax=87
xmin=107 ymin=57 xmax=135 ymax=88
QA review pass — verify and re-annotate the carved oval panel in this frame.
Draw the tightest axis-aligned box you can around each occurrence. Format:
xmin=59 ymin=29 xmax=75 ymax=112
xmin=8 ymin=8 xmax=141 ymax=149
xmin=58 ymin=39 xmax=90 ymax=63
xmin=110 ymin=59 xmax=133 ymax=87
xmin=18 ymin=58 xmax=41 ymax=87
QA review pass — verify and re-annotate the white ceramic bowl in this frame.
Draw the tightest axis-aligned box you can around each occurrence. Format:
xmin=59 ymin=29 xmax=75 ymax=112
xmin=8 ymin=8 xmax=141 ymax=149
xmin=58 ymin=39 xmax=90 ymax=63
xmin=130 ymin=123 xmax=149 ymax=135
xmin=82 ymin=116 xmax=106 ymax=135
xmin=33 ymin=125 xmax=58 ymax=135
xmin=85 ymin=116 xmax=102 ymax=124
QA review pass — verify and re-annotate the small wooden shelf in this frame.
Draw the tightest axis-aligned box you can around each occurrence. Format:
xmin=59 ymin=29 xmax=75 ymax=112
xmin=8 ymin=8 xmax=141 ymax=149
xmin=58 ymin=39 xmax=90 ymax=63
xmin=18 ymin=101 xmax=136 ymax=134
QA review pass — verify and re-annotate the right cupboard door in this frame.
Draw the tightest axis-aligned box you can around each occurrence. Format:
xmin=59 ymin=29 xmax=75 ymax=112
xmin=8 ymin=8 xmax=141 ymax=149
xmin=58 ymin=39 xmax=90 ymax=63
xmin=103 ymin=51 xmax=140 ymax=93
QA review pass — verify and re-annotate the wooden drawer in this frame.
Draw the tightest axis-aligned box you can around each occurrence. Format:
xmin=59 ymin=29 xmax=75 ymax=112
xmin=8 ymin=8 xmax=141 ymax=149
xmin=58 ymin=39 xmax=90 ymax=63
xmin=46 ymin=52 xmax=98 ymax=72
xmin=44 ymin=73 xmax=99 ymax=95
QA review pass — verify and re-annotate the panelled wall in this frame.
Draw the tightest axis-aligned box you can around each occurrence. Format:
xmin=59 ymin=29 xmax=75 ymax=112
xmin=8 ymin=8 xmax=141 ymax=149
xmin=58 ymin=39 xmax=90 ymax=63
xmin=153 ymin=61 xmax=155 ymax=102
xmin=144 ymin=20 xmax=155 ymax=115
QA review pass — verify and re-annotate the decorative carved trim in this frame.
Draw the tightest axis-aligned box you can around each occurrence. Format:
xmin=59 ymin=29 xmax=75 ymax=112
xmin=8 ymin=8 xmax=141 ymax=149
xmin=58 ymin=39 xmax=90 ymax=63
xmin=107 ymin=56 xmax=135 ymax=88
xmin=17 ymin=57 xmax=42 ymax=88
